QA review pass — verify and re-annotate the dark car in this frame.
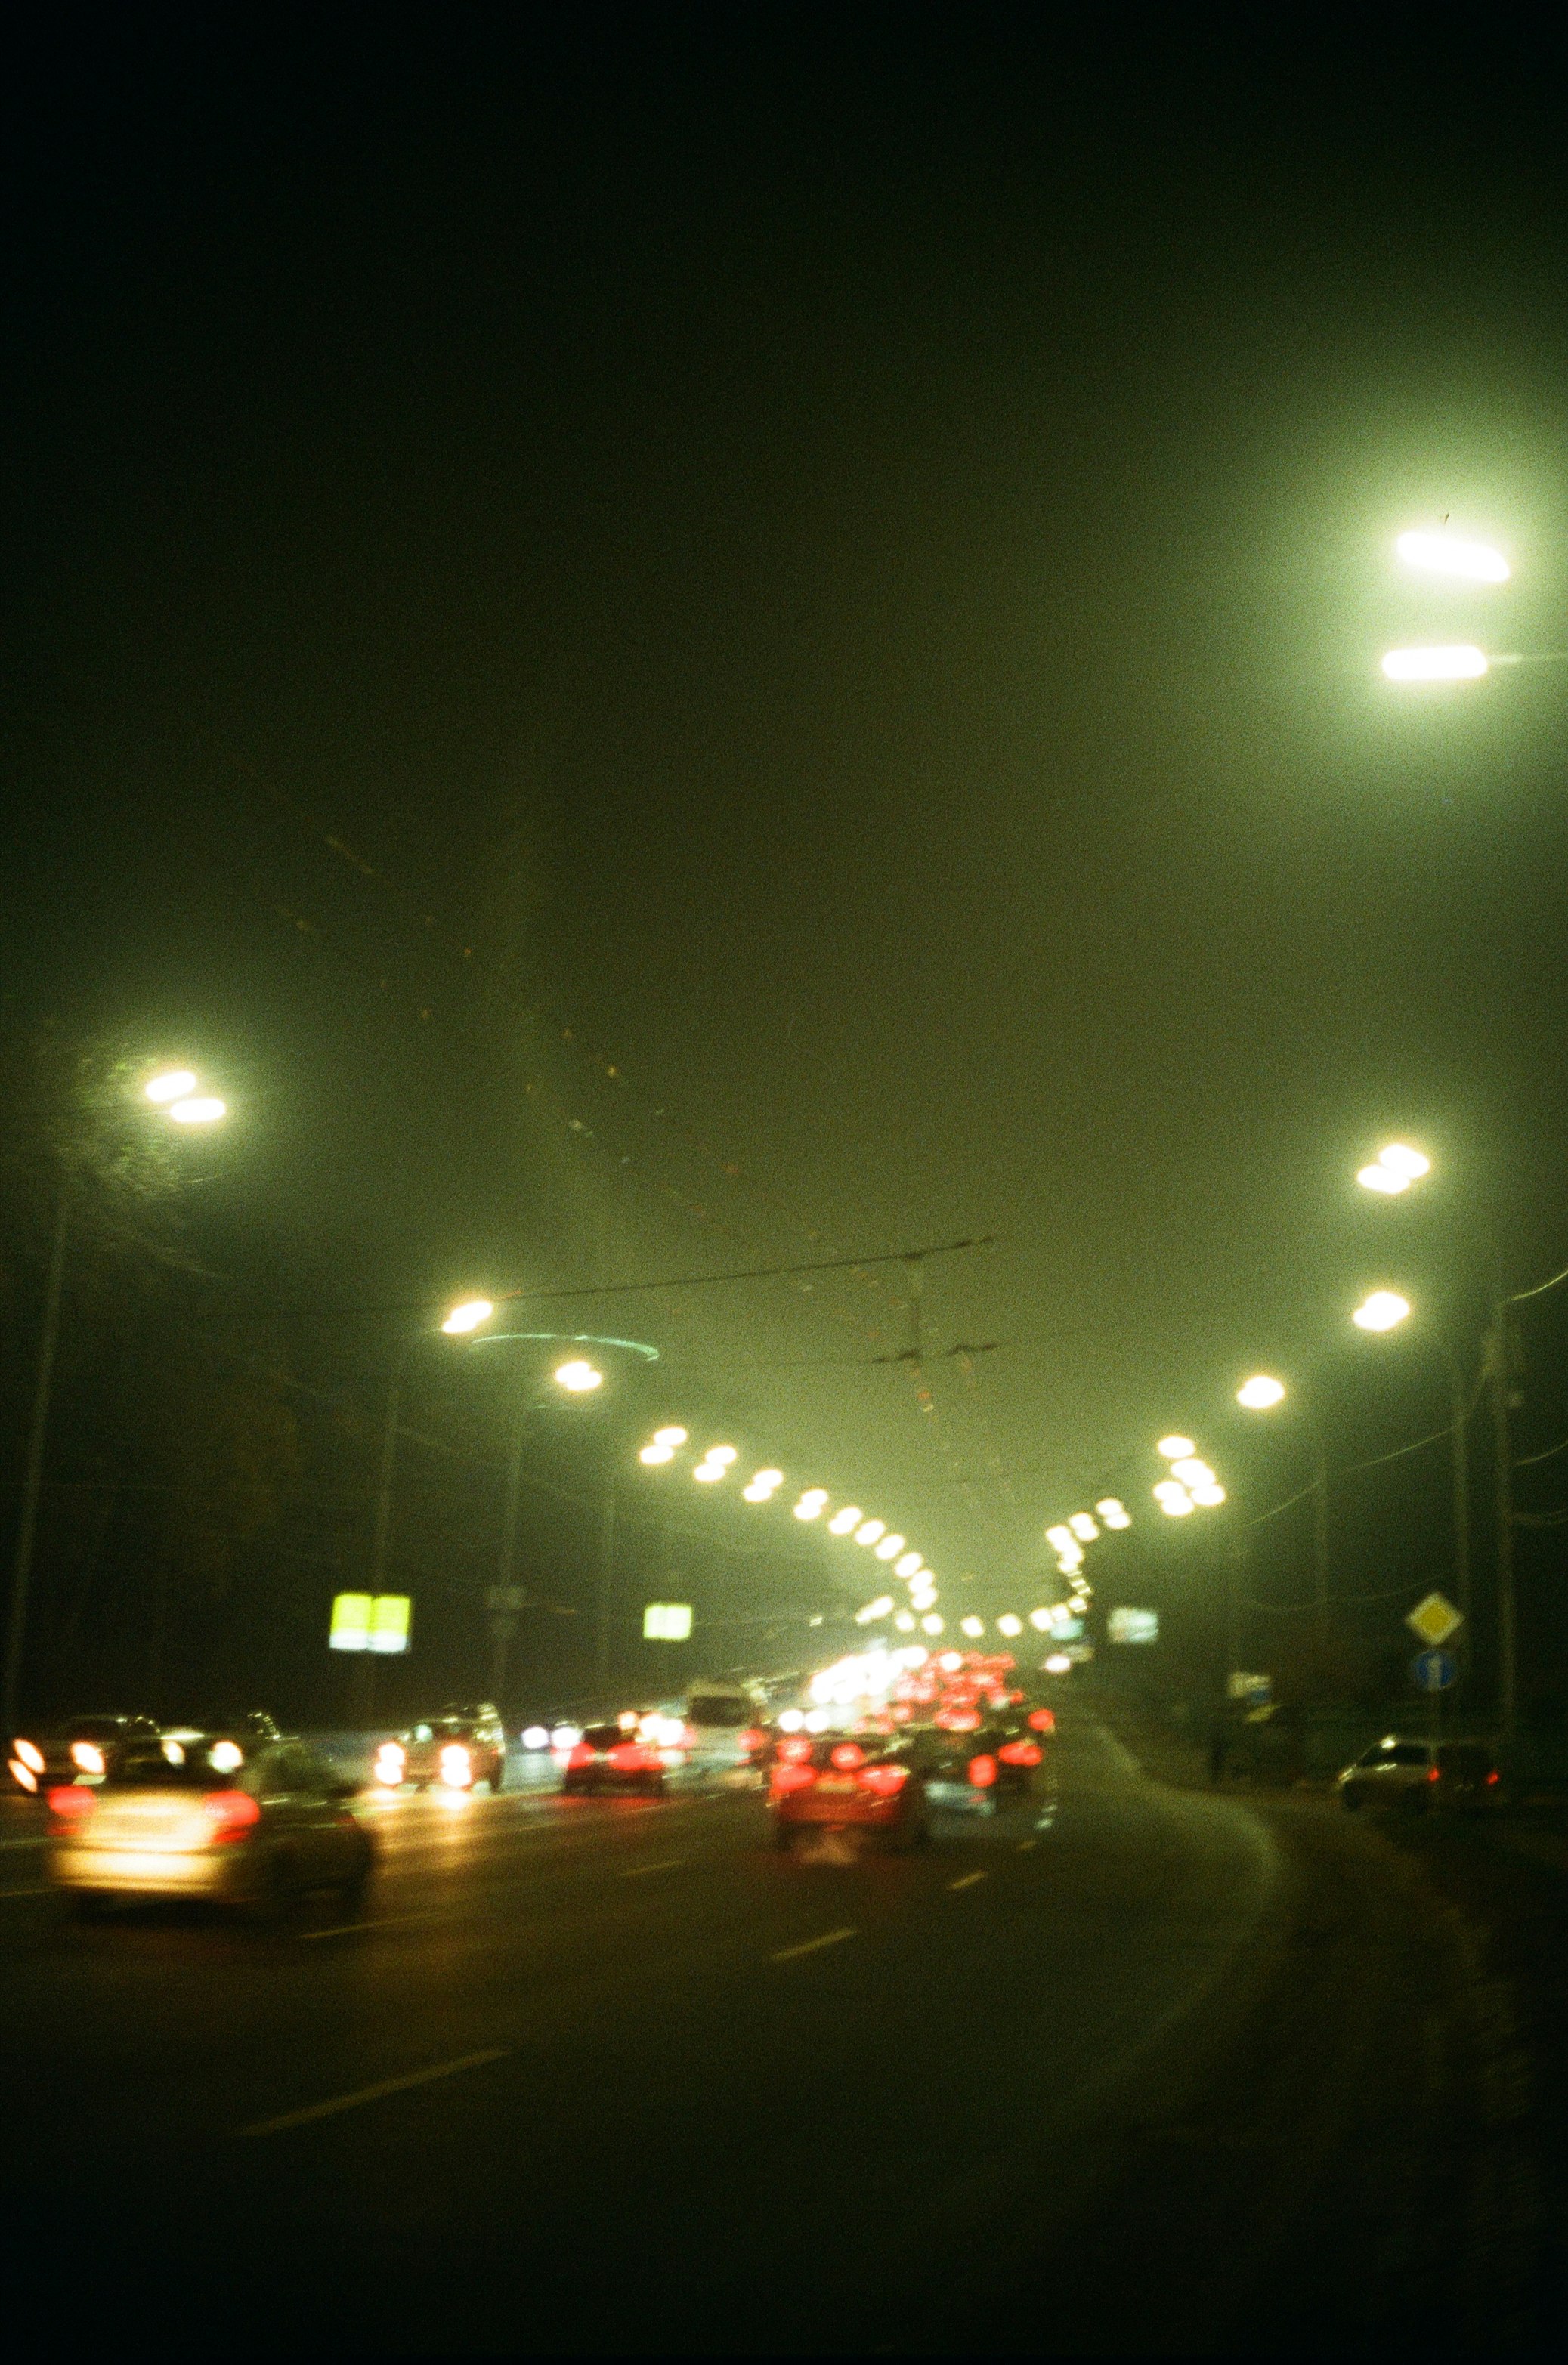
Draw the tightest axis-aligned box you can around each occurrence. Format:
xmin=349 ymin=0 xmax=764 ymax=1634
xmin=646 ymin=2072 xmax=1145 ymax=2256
xmin=908 ymin=1720 xmax=1044 ymax=1807
xmin=376 ymin=1704 xmax=507 ymax=1793
xmin=561 ymin=1722 xmax=667 ymax=1797
xmin=48 ymin=1730 xmax=376 ymax=1912
xmin=769 ymin=1733 xmax=930 ymax=1851
xmin=8 ymin=1713 xmax=160 ymax=1795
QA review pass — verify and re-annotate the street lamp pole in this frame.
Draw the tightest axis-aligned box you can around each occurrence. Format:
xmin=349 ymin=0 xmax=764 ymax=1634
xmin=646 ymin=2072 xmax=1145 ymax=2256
xmin=2 ymin=1173 xmax=72 ymax=1734
xmin=1487 ymin=1297 xmax=1518 ymax=1739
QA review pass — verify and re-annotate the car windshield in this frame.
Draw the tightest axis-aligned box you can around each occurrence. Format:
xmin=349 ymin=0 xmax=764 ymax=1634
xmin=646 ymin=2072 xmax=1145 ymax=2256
xmin=688 ymin=1695 xmax=753 ymax=1727
xmin=109 ymin=1742 xmax=248 ymax=1787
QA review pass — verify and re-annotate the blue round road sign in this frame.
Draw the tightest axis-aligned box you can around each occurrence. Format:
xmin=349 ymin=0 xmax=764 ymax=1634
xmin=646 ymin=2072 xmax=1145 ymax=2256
xmin=1411 ymin=1648 xmax=1457 ymax=1693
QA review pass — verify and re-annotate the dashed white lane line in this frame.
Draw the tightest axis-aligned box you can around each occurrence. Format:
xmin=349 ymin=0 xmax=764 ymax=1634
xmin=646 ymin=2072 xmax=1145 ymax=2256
xmin=300 ymin=1911 xmax=442 ymax=1943
xmin=948 ymin=1872 xmax=988 ymax=1891
xmin=772 ymin=1927 xmax=858 ymax=1962
xmin=618 ymin=1859 xmax=685 ymax=1878
xmin=239 ymin=2048 xmax=509 ymax=2138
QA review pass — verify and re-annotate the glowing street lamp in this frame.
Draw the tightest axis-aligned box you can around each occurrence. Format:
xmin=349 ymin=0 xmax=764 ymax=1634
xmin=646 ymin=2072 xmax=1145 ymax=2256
xmin=144 ymin=1069 xmax=199 ymax=1104
xmin=1381 ymin=645 xmax=1489 ymax=683
xmin=1236 ymin=1374 xmax=1285 ymax=1410
xmin=1356 ymin=1143 xmax=1432 ymax=1195
xmin=1353 ymin=1290 xmax=1412 ymax=1334
xmin=1396 ymin=530 xmax=1509 ymax=584
xmin=854 ymin=1519 xmax=886 ymax=1547
xmin=441 ymin=1297 xmax=495 ymax=1336
xmin=554 ymin=1358 xmax=604 ymax=1393
xmin=1156 ymin=1436 xmax=1195 ymax=1461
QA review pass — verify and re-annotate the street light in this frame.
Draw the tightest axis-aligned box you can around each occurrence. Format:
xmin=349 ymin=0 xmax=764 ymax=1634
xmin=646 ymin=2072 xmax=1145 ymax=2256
xmin=5 ymin=1063 xmax=231 ymax=1733
xmin=1353 ymin=1290 xmax=1412 ymax=1333
xmin=1356 ymin=1145 xmax=1431 ymax=1195
xmin=1157 ymin=1435 xmax=1195 ymax=1461
xmin=555 ymin=1358 xmax=604 ymax=1393
xmin=1396 ymin=530 xmax=1510 ymax=584
xmin=1236 ymin=1374 xmax=1285 ymax=1410
xmin=441 ymin=1297 xmax=495 ymax=1335
xmin=1381 ymin=645 xmax=1489 ymax=682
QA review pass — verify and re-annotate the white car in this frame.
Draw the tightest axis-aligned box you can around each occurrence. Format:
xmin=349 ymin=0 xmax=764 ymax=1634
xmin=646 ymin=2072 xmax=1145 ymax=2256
xmin=1336 ymin=1733 xmax=1502 ymax=1813
xmin=678 ymin=1684 xmax=768 ymax=1780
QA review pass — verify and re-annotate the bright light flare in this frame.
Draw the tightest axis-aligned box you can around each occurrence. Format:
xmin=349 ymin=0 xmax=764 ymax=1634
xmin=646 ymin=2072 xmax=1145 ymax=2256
xmin=1096 ymin=1499 xmax=1130 ymax=1529
xmin=921 ymin=1614 xmax=945 ymax=1634
xmin=1358 ymin=1163 xmax=1409 ymax=1194
xmin=854 ymin=1519 xmax=886 ymax=1547
xmin=555 ymin=1359 xmax=604 ymax=1392
xmin=1237 ymin=1375 xmax=1285 ymax=1410
xmin=1192 ymin=1482 xmax=1227 ymax=1507
xmin=960 ymin=1616 xmax=985 ymax=1639
xmin=894 ymin=1612 xmax=916 ymax=1631
xmin=1045 ymin=1524 xmax=1075 ymax=1552
xmin=694 ymin=1463 xmax=724 ymax=1482
xmin=640 ymin=1443 xmax=675 ymax=1465
xmin=1171 ymin=1458 xmax=1214 ymax=1486
xmin=1396 ymin=530 xmax=1509 ymax=584
xmin=794 ymin=1489 xmax=828 ymax=1520
xmin=1069 ymin=1513 xmax=1099 ymax=1542
xmin=1381 ymin=644 xmax=1488 ymax=682
xmin=68 ymin=1741 xmax=105 ymax=1775
xmin=874 ymin=1532 xmax=905 ymax=1561
xmin=144 ymin=1069 xmax=198 ymax=1104
xmin=442 ymin=1298 xmax=494 ymax=1335
xmin=827 ymin=1506 xmax=861 ymax=1535
xmin=1158 ymin=1486 xmax=1195 ymax=1516
xmin=1353 ymin=1289 xmax=1412 ymax=1332
xmin=997 ymin=1614 xmax=1022 ymax=1637
xmin=1379 ymin=1145 xmax=1431 ymax=1180
xmin=1044 ymin=1652 xmax=1072 ymax=1675
xmin=654 ymin=1426 xmax=688 ymax=1447
xmin=1157 ymin=1436 xmax=1195 ymax=1461
xmin=521 ymin=1726 xmax=549 ymax=1750
xmin=167 ymin=1096 xmax=226 ymax=1124
xmin=1029 ymin=1609 xmax=1053 ymax=1632
xmin=894 ymin=1552 xmax=923 ymax=1578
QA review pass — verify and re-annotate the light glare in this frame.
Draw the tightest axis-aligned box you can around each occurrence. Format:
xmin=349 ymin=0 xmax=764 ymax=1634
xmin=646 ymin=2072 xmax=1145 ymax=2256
xmin=1379 ymin=1144 xmax=1431 ymax=1180
xmin=1395 ymin=530 xmax=1509 ymax=584
xmin=640 ymin=1443 xmax=675 ymax=1465
xmin=442 ymin=1298 xmax=494 ymax=1334
xmin=1156 ymin=1436 xmax=1195 ymax=1461
xmin=555 ymin=1359 xmax=603 ymax=1392
xmin=168 ymin=1096 xmax=226 ymax=1124
xmin=854 ymin=1520 xmax=886 ymax=1546
xmin=654 ymin=1426 xmax=688 ymax=1447
xmin=1069 ymin=1513 xmax=1099 ymax=1542
xmin=1353 ymin=1289 xmax=1412 ymax=1332
xmin=1381 ymin=645 xmax=1488 ymax=682
xmin=1237 ymin=1375 xmax=1285 ymax=1410
xmin=144 ymin=1069 xmax=198 ymax=1103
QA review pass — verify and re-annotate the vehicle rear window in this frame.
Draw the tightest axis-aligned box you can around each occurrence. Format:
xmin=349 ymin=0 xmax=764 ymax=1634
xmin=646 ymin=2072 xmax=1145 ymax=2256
xmin=688 ymin=1696 xmax=752 ymax=1727
xmin=1439 ymin=1745 xmax=1492 ymax=1776
xmin=583 ymin=1724 xmax=623 ymax=1750
xmin=110 ymin=1744 xmax=247 ymax=1788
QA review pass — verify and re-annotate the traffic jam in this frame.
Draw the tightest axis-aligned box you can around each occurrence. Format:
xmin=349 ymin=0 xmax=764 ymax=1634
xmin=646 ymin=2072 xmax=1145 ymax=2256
xmin=5 ymin=1649 xmax=1066 ymax=1917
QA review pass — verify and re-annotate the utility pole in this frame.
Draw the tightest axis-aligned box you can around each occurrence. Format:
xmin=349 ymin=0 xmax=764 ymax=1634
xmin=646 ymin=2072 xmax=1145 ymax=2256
xmin=1487 ymin=1303 xmax=1517 ymax=1739
xmin=596 ymin=1481 xmax=617 ymax=1690
xmin=3 ymin=1173 xmax=72 ymax=1733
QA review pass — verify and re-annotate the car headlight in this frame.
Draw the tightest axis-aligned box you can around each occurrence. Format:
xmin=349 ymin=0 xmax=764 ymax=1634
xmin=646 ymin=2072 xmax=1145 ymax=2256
xmin=439 ymin=1745 xmax=473 ymax=1786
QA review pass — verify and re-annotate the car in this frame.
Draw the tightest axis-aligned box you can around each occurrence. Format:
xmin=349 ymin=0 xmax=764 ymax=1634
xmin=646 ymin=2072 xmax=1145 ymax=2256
xmin=769 ymin=1733 xmax=930 ymax=1851
xmin=8 ymin=1713 xmax=160 ymax=1795
xmin=680 ymin=1682 xmax=770 ymax=1778
xmin=560 ymin=1722 xmax=667 ymax=1797
xmin=46 ymin=1730 xmax=376 ymax=1912
xmin=375 ymin=1704 xmax=507 ymax=1793
xmin=1337 ymin=1733 xmax=1504 ymax=1813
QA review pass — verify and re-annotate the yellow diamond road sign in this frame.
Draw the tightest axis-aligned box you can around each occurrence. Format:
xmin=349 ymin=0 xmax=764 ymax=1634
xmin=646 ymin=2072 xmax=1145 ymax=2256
xmin=1406 ymin=1591 xmax=1463 ymax=1648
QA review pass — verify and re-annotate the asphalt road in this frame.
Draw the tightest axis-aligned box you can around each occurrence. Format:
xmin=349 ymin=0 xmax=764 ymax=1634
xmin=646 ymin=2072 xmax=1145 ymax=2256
xmin=0 ymin=1715 xmax=1535 ymax=2355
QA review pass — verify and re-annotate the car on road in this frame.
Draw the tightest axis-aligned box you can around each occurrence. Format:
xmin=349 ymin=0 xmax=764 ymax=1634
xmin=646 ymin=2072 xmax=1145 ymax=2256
xmin=1337 ymin=1734 xmax=1503 ymax=1813
xmin=560 ymin=1721 xmax=668 ymax=1797
xmin=907 ymin=1720 xmax=1046 ymax=1810
xmin=769 ymin=1733 xmax=930 ymax=1851
xmin=47 ymin=1730 xmax=375 ymax=1912
xmin=8 ymin=1712 xmax=160 ymax=1795
xmin=680 ymin=1681 xmax=769 ymax=1779
xmin=375 ymin=1704 xmax=507 ymax=1793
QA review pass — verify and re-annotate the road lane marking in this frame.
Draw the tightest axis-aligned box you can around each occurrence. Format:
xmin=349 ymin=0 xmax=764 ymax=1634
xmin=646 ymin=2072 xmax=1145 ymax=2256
xmin=617 ymin=1858 xmax=685 ymax=1878
xmin=948 ymin=1872 xmax=987 ymax=1891
xmin=300 ymin=1911 xmax=443 ymax=1942
xmin=0 ymin=1884 xmax=52 ymax=1900
xmin=238 ymin=2049 xmax=508 ymax=2137
xmin=771 ymin=1927 xmax=858 ymax=1962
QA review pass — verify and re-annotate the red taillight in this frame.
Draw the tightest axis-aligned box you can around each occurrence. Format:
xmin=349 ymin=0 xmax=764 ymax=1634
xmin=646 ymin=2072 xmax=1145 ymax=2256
xmin=1027 ymin=1708 xmax=1056 ymax=1733
xmin=203 ymin=1790 xmax=262 ymax=1844
xmin=830 ymin=1742 xmax=864 ymax=1772
xmin=1487 ymin=1770 xmax=1501 ymax=1785
xmin=858 ymin=1764 xmax=908 ymax=1797
xmin=772 ymin=1764 xmax=816 ymax=1794
xmin=778 ymin=1736 xmax=813 ymax=1764
xmin=1427 ymin=1767 xmax=1441 ymax=1784
xmin=968 ymin=1754 xmax=998 ymax=1789
xmin=567 ymin=1742 xmax=596 ymax=1770
xmin=737 ymin=1727 xmax=764 ymax=1759
xmin=608 ymin=1742 xmax=654 ymax=1772
xmin=998 ymin=1740 xmax=1042 ymax=1767
xmin=47 ymin=1785 xmax=95 ymax=1823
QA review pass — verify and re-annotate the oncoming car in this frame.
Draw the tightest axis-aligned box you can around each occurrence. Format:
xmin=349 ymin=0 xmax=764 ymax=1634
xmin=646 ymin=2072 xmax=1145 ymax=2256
xmin=1337 ymin=1734 xmax=1503 ymax=1813
xmin=47 ymin=1732 xmax=375 ymax=1912
xmin=374 ymin=1705 xmax=507 ymax=1794
xmin=769 ymin=1733 xmax=930 ymax=1852
xmin=8 ymin=1713 xmax=159 ymax=1795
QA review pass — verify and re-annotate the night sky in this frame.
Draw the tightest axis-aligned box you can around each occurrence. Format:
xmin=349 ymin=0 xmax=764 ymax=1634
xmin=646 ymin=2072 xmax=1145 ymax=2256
xmin=9 ymin=8 xmax=1568 ymax=1631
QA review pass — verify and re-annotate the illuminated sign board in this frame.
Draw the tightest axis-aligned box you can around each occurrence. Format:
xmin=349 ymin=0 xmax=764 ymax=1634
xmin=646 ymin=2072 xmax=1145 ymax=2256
xmin=329 ymin=1593 xmax=412 ymax=1654
xmin=643 ymin=1602 xmax=694 ymax=1641
xmin=1107 ymin=1607 xmax=1159 ymax=1646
